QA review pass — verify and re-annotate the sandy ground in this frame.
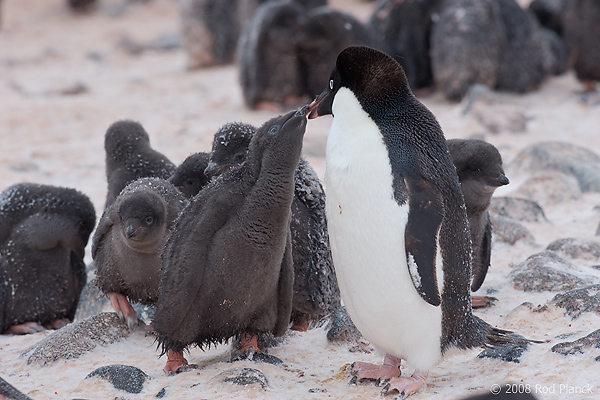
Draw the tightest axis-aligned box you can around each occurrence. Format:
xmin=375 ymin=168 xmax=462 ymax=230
xmin=1 ymin=0 xmax=600 ymax=399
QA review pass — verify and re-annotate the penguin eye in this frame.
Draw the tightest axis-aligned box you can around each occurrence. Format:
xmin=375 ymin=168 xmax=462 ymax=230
xmin=145 ymin=216 xmax=154 ymax=225
xmin=329 ymin=79 xmax=334 ymax=90
xmin=268 ymin=125 xmax=278 ymax=134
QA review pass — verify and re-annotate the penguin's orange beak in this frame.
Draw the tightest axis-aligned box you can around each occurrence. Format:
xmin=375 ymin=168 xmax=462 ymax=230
xmin=307 ymin=95 xmax=323 ymax=119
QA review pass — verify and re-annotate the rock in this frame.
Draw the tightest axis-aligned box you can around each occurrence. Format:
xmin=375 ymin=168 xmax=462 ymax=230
xmin=489 ymin=197 xmax=547 ymax=222
xmin=21 ymin=312 xmax=134 ymax=365
xmin=546 ymin=238 xmax=600 ymax=262
xmin=461 ymin=85 xmax=529 ymax=134
xmin=477 ymin=335 xmax=531 ymax=363
xmin=510 ymin=171 xmax=581 ymax=207
xmin=508 ymin=142 xmax=600 ymax=193
xmin=551 ymin=329 xmax=600 ymax=356
xmin=0 ymin=376 xmax=34 ymax=400
xmin=509 ymin=251 xmax=594 ymax=292
xmin=551 ymin=285 xmax=600 ymax=319
xmin=74 ymin=278 xmax=111 ymax=320
xmin=317 ymin=306 xmax=362 ymax=344
xmin=85 ymin=365 xmax=150 ymax=394
xmin=215 ymin=367 xmax=269 ymax=390
xmin=490 ymin=215 xmax=535 ymax=245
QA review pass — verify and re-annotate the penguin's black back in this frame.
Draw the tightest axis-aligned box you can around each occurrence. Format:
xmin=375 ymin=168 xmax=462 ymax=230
xmin=104 ymin=120 xmax=176 ymax=209
xmin=0 ymin=183 xmax=96 ymax=332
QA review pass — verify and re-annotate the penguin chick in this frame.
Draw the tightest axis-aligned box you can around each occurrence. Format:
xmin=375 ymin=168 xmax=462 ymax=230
xmin=169 ymin=152 xmax=211 ymax=199
xmin=103 ymin=120 xmax=176 ymax=209
xmin=307 ymin=46 xmax=536 ymax=397
xmin=447 ymin=138 xmax=509 ymax=308
xmin=0 ymin=183 xmax=96 ymax=334
xmin=205 ymin=121 xmax=340 ymax=331
xmin=92 ymin=177 xmax=188 ymax=327
xmin=154 ymin=108 xmax=308 ymax=374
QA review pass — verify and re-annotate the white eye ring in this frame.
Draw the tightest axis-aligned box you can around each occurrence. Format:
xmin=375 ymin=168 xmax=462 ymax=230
xmin=329 ymin=79 xmax=334 ymax=90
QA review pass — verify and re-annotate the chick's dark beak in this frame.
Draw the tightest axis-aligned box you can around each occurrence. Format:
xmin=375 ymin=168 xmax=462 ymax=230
xmin=496 ymin=173 xmax=510 ymax=186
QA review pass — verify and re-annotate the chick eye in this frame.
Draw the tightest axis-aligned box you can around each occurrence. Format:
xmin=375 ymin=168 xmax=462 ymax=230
xmin=268 ymin=125 xmax=278 ymax=134
xmin=329 ymin=79 xmax=334 ymax=90
xmin=145 ymin=216 xmax=154 ymax=225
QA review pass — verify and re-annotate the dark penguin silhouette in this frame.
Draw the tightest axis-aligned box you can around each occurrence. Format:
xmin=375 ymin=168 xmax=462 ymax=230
xmin=205 ymin=121 xmax=340 ymax=331
xmin=307 ymin=46 xmax=535 ymax=396
xmin=430 ymin=0 xmax=505 ymax=101
xmin=563 ymin=0 xmax=600 ymax=92
xmin=92 ymin=177 xmax=187 ymax=327
xmin=528 ymin=0 xmax=566 ymax=36
xmin=494 ymin=0 xmax=548 ymax=93
xmin=154 ymin=108 xmax=308 ymax=373
xmin=0 ymin=183 xmax=95 ymax=334
xmin=237 ymin=0 xmax=306 ymax=110
xmin=169 ymin=152 xmax=211 ymax=199
xmin=447 ymin=139 xmax=509 ymax=308
xmin=368 ymin=0 xmax=442 ymax=91
xmin=103 ymin=120 xmax=176 ymax=209
xmin=296 ymin=6 xmax=374 ymax=98
xmin=179 ymin=0 xmax=264 ymax=69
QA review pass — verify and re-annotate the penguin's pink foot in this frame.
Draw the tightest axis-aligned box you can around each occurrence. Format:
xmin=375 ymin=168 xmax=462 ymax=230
xmin=108 ymin=292 xmax=138 ymax=328
xmin=290 ymin=319 xmax=309 ymax=332
xmin=4 ymin=321 xmax=46 ymax=335
xmin=381 ymin=369 xmax=428 ymax=397
xmin=43 ymin=318 xmax=71 ymax=330
xmin=163 ymin=349 xmax=197 ymax=375
xmin=350 ymin=354 xmax=402 ymax=383
xmin=471 ymin=295 xmax=498 ymax=309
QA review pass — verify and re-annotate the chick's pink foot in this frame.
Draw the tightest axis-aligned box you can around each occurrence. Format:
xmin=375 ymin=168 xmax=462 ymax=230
xmin=350 ymin=354 xmax=402 ymax=383
xmin=163 ymin=349 xmax=188 ymax=374
xmin=381 ymin=369 xmax=428 ymax=397
xmin=108 ymin=292 xmax=137 ymax=328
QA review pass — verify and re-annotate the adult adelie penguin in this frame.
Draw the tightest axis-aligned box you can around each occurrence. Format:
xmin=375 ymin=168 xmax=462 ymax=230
xmin=448 ymin=138 xmax=509 ymax=308
xmin=154 ymin=108 xmax=308 ymax=373
xmin=307 ymin=46 xmax=531 ymax=397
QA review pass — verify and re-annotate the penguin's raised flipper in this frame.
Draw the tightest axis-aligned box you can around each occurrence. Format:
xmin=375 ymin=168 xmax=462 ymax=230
xmin=471 ymin=215 xmax=492 ymax=292
xmin=403 ymin=177 xmax=443 ymax=307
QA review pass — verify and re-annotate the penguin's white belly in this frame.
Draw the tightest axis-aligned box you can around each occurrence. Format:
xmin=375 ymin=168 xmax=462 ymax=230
xmin=324 ymin=89 xmax=442 ymax=371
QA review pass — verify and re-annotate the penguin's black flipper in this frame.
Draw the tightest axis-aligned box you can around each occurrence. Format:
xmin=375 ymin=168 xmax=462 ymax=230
xmin=403 ymin=177 xmax=443 ymax=307
xmin=273 ymin=232 xmax=294 ymax=337
xmin=471 ymin=215 xmax=492 ymax=292
xmin=91 ymin=210 xmax=115 ymax=260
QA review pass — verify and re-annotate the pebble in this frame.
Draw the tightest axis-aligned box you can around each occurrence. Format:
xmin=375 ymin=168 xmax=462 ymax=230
xmin=551 ymin=329 xmax=600 ymax=356
xmin=214 ymin=367 xmax=269 ymax=390
xmin=85 ymin=365 xmax=150 ymax=394
xmin=21 ymin=312 xmax=134 ymax=366
xmin=490 ymin=215 xmax=535 ymax=245
xmin=489 ymin=197 xmax=547 ymax=222
xmin=551 ymin=284 xmax=600 ymax=319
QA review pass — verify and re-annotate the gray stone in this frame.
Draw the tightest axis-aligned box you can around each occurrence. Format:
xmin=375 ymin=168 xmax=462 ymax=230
xmin=489 ymin=197 xmax=547 ymax=222
xmin=74 ymin=278 xmax=112 ymax=321
xmin=509 ymin=251 xmax=593 ymax=292
xmin=546 ymin=238 xmax=600 ymax=261
xmin=477 ymin=336 xmax=530 ymax=363
xmin=86 ymin=365 xmax=150 ymax=394
xmin=215 ymin=367 xmax=269 ymax=390
xmin=508 ymin=141 xmax=600 ymax=192
xmin=490 ymin=215 xmax=535 ymax=245
xmin=21 ymin=312 xmax=134 ymax=365
xmin=551 ymin=329 xmax=600 ymax=356
xmin=317 ymin=306 xmax=362 ymax=344
xmin=510 ymin=171 xmax=581 ymax=207
xmin=551 ymin=285 xmax=600 ymax=319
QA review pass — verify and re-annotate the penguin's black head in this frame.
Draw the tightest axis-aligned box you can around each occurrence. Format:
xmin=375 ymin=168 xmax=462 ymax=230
xmin=118 ymin=192 xmax=165 ymax=243
xmin=308 ymin=46 xmax=412 ymax=119
xmin=204 ymin=122 xmax=257 ymax=178
xmin=169 ymin=152 xmax=211 ymax=199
